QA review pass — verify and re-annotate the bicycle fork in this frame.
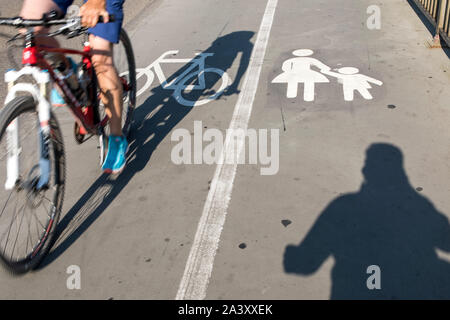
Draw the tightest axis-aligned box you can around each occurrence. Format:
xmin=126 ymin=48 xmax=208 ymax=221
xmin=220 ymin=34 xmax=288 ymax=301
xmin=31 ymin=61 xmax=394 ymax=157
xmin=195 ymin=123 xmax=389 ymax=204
xmin=4 ymin=67 xmax=52 ymax=191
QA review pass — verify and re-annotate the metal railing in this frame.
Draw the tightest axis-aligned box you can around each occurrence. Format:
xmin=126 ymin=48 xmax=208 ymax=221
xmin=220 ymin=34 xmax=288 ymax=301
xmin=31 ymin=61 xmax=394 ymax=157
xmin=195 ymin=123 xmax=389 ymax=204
xmin=414 ymin=0 xmax=450 ymax=45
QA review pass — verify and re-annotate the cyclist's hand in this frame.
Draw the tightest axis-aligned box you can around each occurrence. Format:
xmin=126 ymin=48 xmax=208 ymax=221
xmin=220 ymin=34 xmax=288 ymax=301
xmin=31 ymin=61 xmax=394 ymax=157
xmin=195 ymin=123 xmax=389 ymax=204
xmin=80 ymin=0 xmax=109 ymax=28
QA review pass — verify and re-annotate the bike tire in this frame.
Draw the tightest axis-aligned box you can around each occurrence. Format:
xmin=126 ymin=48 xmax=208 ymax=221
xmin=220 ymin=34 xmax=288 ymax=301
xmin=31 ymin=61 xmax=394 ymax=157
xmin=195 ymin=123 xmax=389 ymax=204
xmin=0 ymin=96 xmax=65 ymax=274
xmin=117 ymin=29 xmax=137 ymax=137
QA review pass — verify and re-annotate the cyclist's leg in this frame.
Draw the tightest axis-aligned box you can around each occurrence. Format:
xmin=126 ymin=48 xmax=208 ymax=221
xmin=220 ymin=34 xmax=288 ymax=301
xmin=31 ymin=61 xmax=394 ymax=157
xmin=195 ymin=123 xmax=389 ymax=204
xmin=89 ymin=0 xmax=125 ymax=136
xmin=87 ymin=0 xmax=125 ymax=136
xmin=91 ymin=35 xmax=128 ymax=174
xmin=89 ymin=0 xmax=127 ymax=173
xmin=90 ymin=35 xmax=123 ymax=137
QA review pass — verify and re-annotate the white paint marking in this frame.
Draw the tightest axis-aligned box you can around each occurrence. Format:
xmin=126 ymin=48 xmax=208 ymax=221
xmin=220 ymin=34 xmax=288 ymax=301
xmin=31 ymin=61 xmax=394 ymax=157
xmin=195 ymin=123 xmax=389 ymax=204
xmin=322 ymin=67 xmax=383 ymax=101
xmin=272 ymin=49 xmax=330 ymax=101
xmin=176 ymin=0 xmax=279 ymax=300
xmin=130 ymin=50 xmax=230 ymax=107
xmin=272 ymin=49 xmax=382 ymax=102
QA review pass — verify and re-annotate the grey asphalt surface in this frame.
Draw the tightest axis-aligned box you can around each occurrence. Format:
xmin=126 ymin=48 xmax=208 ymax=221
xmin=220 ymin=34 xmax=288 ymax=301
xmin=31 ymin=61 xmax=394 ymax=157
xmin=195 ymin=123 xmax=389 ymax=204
xmin=0 ymin=0 xmax=449 ymax=299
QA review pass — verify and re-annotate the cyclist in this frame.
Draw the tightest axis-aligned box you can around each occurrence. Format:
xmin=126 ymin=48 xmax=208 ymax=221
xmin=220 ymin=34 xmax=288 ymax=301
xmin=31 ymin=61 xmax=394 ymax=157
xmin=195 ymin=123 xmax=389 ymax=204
xmin=20 ymin=0 xmax=128 ymax=174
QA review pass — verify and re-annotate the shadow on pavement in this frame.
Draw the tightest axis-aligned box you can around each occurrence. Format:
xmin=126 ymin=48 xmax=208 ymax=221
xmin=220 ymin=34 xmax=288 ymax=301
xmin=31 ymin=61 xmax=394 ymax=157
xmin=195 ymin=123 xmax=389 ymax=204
xmin=37 ymin=30 xmax=255 ymax=269
xmin=283 ymin=143 xmax=450 ymax=299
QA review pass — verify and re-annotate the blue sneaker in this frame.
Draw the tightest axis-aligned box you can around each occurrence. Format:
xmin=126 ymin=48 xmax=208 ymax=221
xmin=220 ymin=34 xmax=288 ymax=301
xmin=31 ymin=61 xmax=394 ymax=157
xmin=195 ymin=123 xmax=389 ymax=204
xmin=50 ymin=57 xmax=78 ymax=107
xmin=102 ymin=135 xmax=128 ymax=174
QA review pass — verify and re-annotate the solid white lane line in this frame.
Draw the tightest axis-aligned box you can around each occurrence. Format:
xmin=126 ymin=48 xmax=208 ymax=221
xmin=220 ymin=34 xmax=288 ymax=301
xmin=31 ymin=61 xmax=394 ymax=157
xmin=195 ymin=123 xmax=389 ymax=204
xmin=176 ymin=0 xmax=279 ymax=300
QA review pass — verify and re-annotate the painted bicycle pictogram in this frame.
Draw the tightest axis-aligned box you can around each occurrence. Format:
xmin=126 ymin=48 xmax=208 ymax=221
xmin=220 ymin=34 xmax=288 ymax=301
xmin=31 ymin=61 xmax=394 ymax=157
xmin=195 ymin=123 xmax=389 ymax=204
xmin=129 ymin=50 xmax=230 ymax=107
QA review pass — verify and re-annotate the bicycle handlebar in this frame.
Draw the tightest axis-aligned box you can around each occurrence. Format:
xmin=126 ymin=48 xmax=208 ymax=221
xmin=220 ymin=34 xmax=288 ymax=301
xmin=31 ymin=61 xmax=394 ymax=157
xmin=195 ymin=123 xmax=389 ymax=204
xmin=0 ymin=17 xmax=68 ymax=27
xmin=0 ymin=15 xmax=115 ymax=28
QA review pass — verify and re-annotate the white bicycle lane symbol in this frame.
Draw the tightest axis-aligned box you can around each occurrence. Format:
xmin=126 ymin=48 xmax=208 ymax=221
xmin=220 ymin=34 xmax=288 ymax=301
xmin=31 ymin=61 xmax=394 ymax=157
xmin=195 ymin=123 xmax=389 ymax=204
xmin=128 ymin=50 xmax=231 ymax=107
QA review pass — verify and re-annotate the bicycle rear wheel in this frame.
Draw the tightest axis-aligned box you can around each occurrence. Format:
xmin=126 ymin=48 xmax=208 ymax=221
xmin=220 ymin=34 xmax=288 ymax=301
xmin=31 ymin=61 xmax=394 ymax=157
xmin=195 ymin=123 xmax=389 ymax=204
xmin=0 ymin=96 xmax=65 ymax=274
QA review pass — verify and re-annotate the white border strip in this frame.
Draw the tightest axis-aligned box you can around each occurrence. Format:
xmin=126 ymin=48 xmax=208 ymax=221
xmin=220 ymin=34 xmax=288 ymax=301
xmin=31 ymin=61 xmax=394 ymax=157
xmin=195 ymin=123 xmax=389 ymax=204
xmin=176 ymin=0 xmax=279 ymax=300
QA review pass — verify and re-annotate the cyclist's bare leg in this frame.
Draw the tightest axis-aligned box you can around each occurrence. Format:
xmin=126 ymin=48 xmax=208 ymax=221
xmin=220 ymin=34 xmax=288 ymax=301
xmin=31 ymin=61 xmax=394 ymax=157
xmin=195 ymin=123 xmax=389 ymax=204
xmin=90 ymin=34 xmax=123 ymax=136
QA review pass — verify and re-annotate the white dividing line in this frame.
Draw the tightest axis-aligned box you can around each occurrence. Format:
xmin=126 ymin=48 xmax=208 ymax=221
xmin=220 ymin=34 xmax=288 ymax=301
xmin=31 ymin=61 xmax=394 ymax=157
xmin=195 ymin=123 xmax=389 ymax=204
xmin=176 ymin=0 xmax=279 ymax=300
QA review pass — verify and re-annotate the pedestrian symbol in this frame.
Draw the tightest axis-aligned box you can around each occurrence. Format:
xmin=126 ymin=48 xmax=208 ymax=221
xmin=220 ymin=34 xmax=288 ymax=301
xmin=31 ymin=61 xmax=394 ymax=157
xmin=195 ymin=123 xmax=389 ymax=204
xmin=272 ymin=49 xmax=383 ymax=102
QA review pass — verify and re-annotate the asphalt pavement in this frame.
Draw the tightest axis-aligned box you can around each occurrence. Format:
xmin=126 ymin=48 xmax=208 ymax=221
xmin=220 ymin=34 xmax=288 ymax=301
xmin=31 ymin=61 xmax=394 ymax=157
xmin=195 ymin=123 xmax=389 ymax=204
xmin=0 ymin=0 xmax=449 ymax=299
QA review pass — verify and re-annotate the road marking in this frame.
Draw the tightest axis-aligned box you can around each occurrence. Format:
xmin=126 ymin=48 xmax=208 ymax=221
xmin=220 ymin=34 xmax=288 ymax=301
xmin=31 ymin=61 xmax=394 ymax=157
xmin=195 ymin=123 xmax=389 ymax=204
xmin=272 ymin=49 xmax=330 ymax=101
xmin=130 ymin=50 xmax=230 ymax=107
xmin=322 ymin=67 xmax=383 ymax=101
xmin=176 ymin=0 xmax=279 ymax=300
xmin=272 ymin=49 xmax=383 ymax=102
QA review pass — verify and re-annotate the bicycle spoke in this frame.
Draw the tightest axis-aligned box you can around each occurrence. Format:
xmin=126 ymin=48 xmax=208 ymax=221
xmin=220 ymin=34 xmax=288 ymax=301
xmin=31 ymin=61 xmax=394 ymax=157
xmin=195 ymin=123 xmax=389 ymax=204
xmin=2 ymin=192 xmax=17 ymax=255
xmin=41 ymin=195 xmax=54 ymax=219
xmin=25 ymin=204 xmax=33 ymax=256
xmin=0 ymin=189 xmax=14 ymax=220
xmin=10 ymin=197 xmax=28 ymax=261
xmin=2 ymin=192 xmax=21 ymax=257
xmin=32 ymin=204 xmax=46 ymax=231
xmin=33 ymin=207 xmax=43 ymax=252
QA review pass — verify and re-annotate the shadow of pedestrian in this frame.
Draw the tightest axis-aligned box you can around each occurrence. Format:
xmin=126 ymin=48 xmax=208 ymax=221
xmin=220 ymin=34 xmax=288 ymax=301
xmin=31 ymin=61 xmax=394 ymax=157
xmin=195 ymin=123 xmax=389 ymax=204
xmin=37 ymin=30 xmax=255 ymax=269
xmin=283 ymin=143 xmax=450 ymax=299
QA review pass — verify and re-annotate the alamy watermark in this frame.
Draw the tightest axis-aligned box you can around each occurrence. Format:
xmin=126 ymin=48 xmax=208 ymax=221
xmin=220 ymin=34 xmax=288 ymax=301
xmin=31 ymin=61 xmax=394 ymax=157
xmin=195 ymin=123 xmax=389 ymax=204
xmin=171 ymin=121 xmax=280 ymax=176
xmin=366 ymin=265 xmax=381 ymax=290
xmin=66 ymin=265 xmax=81 ymax=290
xmin=367 ymin=5 xmax=381 ymax=30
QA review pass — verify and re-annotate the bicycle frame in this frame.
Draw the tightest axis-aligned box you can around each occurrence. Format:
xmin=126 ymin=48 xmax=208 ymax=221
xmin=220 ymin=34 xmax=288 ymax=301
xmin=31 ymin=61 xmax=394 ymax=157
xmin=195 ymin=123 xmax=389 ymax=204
xmin=3 ymin=35 xmax=107 ymax=190
xmin=37 ymin=46 xmax=109 ymax=133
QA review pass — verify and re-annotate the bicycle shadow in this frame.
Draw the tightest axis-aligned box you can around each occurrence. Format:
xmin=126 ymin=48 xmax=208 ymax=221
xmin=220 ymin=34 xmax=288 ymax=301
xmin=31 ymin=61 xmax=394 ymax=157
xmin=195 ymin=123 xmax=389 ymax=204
xmin=37 ymin=30 xmax=255 ymax=269
xmin=283 ymin=143 xmax=450 ymax=299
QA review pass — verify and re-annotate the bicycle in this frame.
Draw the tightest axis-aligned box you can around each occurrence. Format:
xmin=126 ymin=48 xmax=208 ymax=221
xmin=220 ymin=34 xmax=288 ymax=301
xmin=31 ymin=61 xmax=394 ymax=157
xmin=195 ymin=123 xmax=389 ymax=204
xmin=0 ymin=12 xmax=136 ymax=274
xmin=135 ymin=50 xmax=230 ymax=107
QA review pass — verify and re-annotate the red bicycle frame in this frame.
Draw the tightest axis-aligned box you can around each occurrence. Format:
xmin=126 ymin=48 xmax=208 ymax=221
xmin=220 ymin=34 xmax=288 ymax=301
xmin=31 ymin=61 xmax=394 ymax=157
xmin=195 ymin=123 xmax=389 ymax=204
xmin=22 ymin=42 xmax=109 ymax=136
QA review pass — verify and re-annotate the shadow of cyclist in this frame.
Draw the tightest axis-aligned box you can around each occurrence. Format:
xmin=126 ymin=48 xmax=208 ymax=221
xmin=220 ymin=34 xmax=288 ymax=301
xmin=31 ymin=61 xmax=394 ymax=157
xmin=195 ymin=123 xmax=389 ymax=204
xmin=283 ymin=143 xmax=450 ymax=299
xmin=37 ymin=30 xmax=255 ymax=269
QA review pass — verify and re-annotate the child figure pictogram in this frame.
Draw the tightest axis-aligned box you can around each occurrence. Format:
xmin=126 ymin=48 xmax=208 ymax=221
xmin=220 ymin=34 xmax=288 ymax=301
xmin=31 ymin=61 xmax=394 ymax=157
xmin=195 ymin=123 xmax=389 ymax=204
xmin=321 ymin=67 xmax=383 ymax=101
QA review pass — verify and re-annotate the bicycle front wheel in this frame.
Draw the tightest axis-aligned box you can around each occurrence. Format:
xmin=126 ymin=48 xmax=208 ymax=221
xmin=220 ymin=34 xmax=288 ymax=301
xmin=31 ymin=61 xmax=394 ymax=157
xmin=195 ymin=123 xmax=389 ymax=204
xmin=0 ymin=96 xmax=65 ymax=274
